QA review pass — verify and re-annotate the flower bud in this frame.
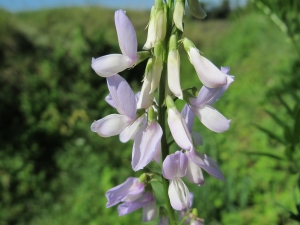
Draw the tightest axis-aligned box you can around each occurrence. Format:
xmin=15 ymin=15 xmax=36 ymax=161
xmin=168 ymin=35 xmax=182 ymax=99
xmin=150 ymin=42 xmax=164 ymax=93
xmin=143 ymin=0 xmax=166 ymax=49
xmin=187 ymin=0 xmax=207 ymax=19
xmin=173 ymin=0 xmax=185 ymax=31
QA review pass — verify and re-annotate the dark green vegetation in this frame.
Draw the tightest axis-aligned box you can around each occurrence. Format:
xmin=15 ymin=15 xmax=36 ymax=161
xmin=0 ymin=3 xmax=299 ymax=225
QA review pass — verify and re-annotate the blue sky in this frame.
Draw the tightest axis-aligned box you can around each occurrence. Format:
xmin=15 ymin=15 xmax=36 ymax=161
xmin=0 ymin=0 xmax=247 ymax=12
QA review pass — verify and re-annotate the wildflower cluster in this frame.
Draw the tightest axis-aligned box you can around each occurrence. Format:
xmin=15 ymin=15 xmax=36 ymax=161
xmin=91 ymin=0 xmax=234 ymax=224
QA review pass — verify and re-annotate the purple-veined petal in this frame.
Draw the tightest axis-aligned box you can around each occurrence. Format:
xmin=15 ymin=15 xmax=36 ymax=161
xmin=106 ymin=177 xmax=145 ymax=208
xmin=118 ymin=192 xmax=152 ymax=216
xmin=181 ymin=104 xmax=195 ymax=133
xmin=192 ymin=105 xmax=231 ymax=133
xmin=168 ymin=177 xmax=190 ymax=211
xmin=168 ymin=50 xmax=183 ymax=99
xmin=189 ymin=85 xmax=219 ymax=106
xmin=168 ymin=108 xmax=193 ymax=150
xmin=187 ymin=149 xmax=225 ymax=181
xmin=91 ymin=114 xmax=132 ymax=137
xmin=132 ymin=121 xmax=162 ymax=171
xmin=107 ymin=74 xmax=137 ymax=120
xmin=191 ymin=131 xmax=203 ymax=146
xmin=119 ymin=114 xmax=147 ymax=143
xmin=185 ymin=157 xmax=205 ymax=186
xmin=115 ymin=10 xmax=138 ymax=62
xmin=142 ymin=197 xmax=158 ymax=222
xmin=91 ymin=54 xmax=134 ymax=77
xmin=206 ymin=75 xmax=234 ymax=105
xmin=188 ymin=48 xmax=227 ymax=88
xmin=162 ymin=151 xmax=188 ymax=179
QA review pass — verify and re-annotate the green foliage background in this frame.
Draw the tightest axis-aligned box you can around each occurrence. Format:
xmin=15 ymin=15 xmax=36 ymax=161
xmin=0 ymin=3 xmax=299 ymax=225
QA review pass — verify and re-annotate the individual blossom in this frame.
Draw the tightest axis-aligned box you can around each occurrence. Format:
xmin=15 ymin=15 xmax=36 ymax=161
xmin=162 ymin=151 xmax=190 ymax=211
xmin=92 ymin=10 xmax=138 ymax=77
xmin=91 ymin=74 xmax=146 ymax=142
xmin=185 ymin=67 xmax=234 ymax=133
xmin=106 ymin=176 xmax=157 ymax=221
xmin=166 ymin=96 xmax=194 ymax=151
xmin=183 ymin=38 xmax=227 ymax=88
xmin=143 ymin=0 xmax=166 ymax=50
xmin=132 ymin=107 xmax=162 ymax=171
xmin=168 ymin=34 xmax=183 ymax=99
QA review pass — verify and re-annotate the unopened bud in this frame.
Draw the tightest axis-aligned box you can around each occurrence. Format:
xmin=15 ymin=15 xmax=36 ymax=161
xmin=173 ymin=0 xmax=185 ymax=31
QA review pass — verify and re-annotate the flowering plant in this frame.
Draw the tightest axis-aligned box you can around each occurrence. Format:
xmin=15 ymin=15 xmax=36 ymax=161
xmin=91 ymin=0 xmax=234 ymax=224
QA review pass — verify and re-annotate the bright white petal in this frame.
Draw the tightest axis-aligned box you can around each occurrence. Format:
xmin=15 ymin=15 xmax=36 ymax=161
xmin=91 ymin=114 xmax=132 ymax=137
xmin=168 ymin=50 xmax=183 ymax=99
xmin=168 ymin=108 xmax=193 ymax=150
xmin=91 ymin=54 xmax=134 ymax=77
xmin=192 ymin=105 xmax=230 ymax=133
xmin=168 ymin=178 xmax=190 ymax=211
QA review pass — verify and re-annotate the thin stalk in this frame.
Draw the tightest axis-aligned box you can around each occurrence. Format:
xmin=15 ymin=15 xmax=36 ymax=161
xmin=157 ymin=1 xmax=177 ymax=224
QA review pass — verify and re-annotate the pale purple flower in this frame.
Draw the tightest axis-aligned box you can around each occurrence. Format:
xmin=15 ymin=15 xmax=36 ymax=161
xmin=187 ymin=67 xmax=234 ymax=133
xmin=106 ymin=177 xmax=145 ymax=208
xmin=162 ymin=151 xmax=191 ymax=211
xmin=132 ymin=120 xmax=162 ymax=171
xmin=92 ymin=10 xmax=138 ymax=77
xmin=106 ymin=177 xmax=157 ymax=221
xmin=118 ymin=192 xmax=157 ymax=221
xmin=91 ymin=74 xmax=145 ymax=142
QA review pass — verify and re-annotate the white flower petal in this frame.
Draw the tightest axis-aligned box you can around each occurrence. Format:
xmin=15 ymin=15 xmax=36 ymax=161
xmin=168 ymin=50 xmax=183 ymax=99
xmin=168 ymin=178 xmax=190 ymax=211
xmin=188 ymin=48 xmax=227 ymax=88
xmin=91 ymin=54 xmax=134 ymax=77
xmin=91 ymin=114 xmax=132 ymax=137
xmin=192 ymin=105 xmax=230 ymax=133
xmin=119 ymin=115 xmax=147 ymax=143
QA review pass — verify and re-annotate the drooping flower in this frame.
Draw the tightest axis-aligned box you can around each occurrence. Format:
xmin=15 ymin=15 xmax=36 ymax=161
xmin=166 ymin=96 xmax=194 ymax=151
xmin=91 ymin=74 xmax=146 ymax=142
xmin=92 ymin=10 xmax=138 ymax=77
xmin=183 ymin=38 xmax=227 ymax=88
xmin=106 ymin=177 xmax=157 ymax=221
xmin=168 ymin=34 xmax=183 ymax=99
xmin=186 ymin=67 xmax=234 ymax=133
xmin=162 ymin=151 xmax=190 ymax=211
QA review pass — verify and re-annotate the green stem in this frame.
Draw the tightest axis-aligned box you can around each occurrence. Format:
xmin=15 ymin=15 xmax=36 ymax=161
xmin=157 ymin=0 xmax=177 ymax=224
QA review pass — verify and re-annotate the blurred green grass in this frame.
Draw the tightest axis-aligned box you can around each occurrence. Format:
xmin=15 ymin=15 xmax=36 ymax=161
xmin=0 ymin=4 xmax=298 ymax=225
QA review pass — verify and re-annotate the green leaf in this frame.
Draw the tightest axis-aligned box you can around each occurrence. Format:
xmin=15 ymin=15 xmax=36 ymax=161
xmin=254 ymin=124 xmax=286 ymax=145
xmin=242 ymin=151 xmax=285 ymax=160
